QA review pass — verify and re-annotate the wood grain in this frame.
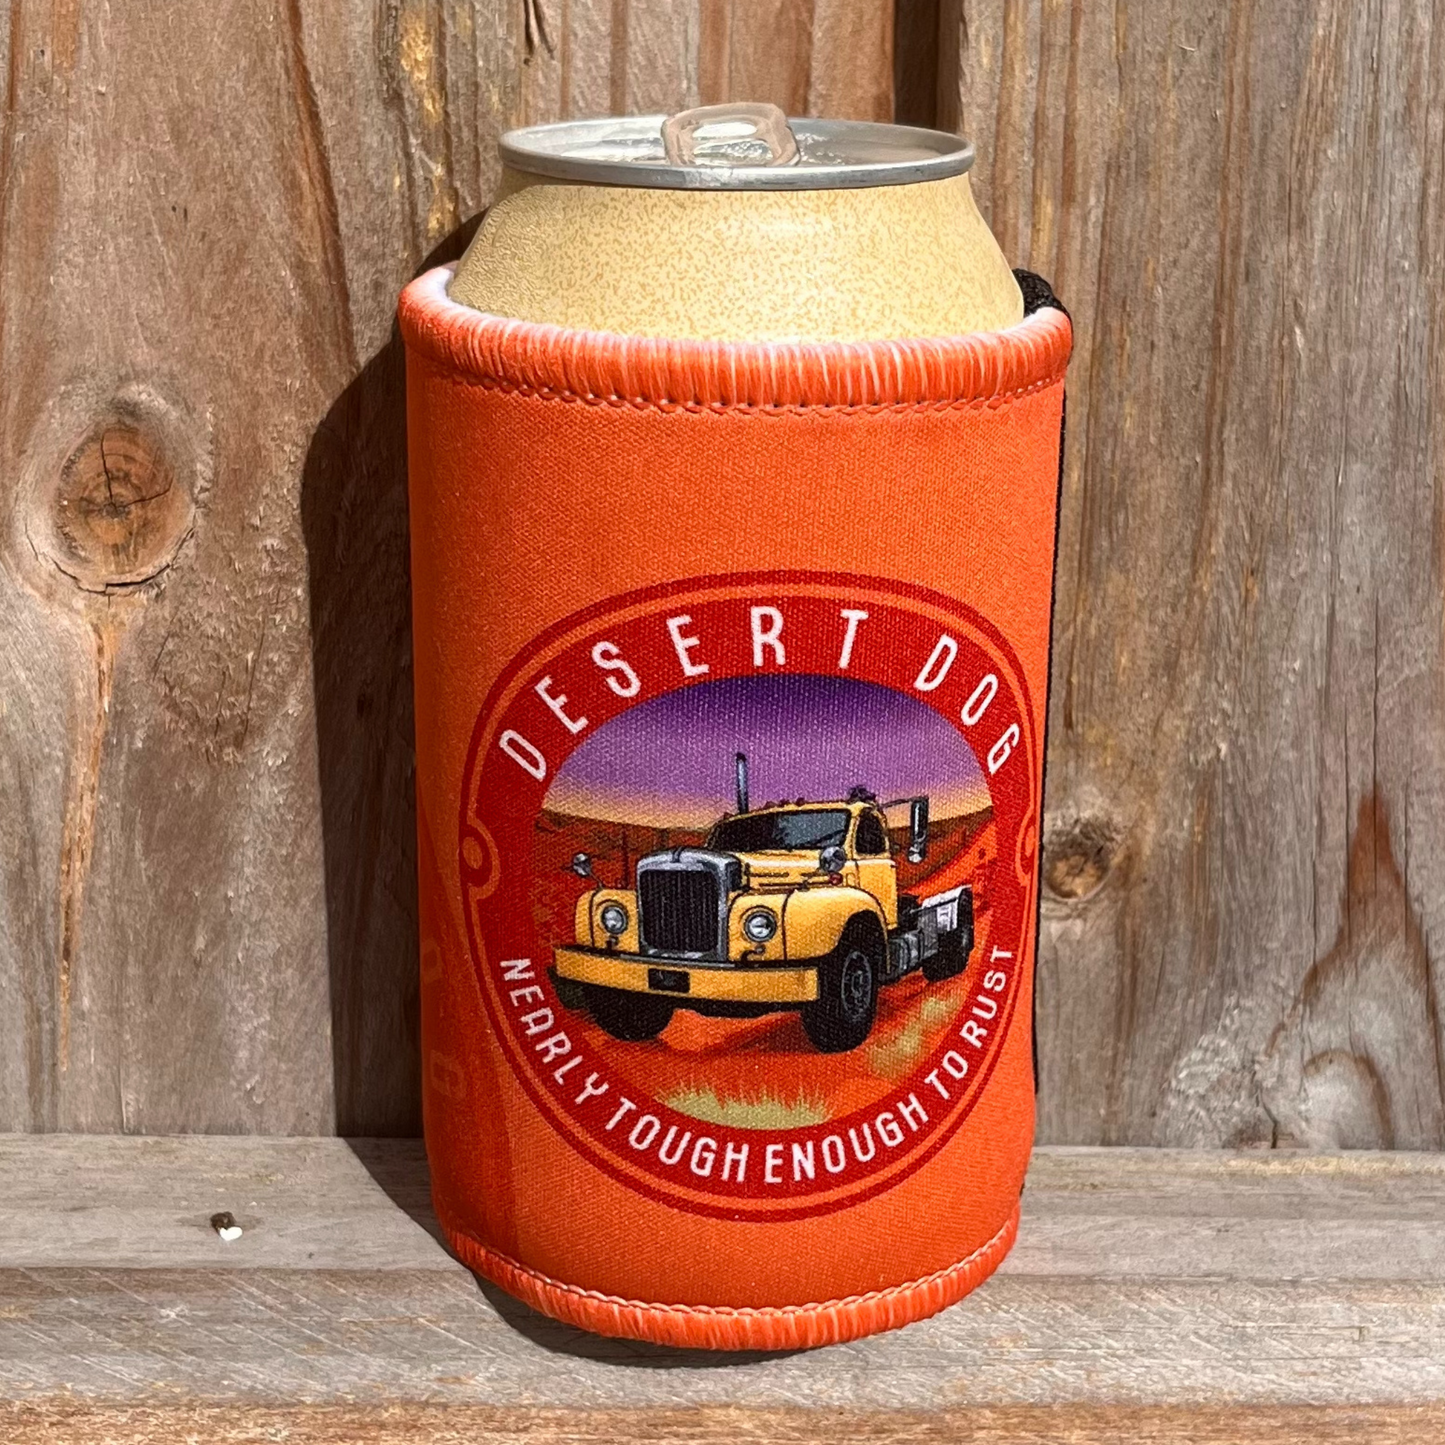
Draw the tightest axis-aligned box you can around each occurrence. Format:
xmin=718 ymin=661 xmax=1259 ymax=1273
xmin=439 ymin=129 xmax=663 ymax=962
xmin=8 ymin=1135 xmax=1445 ymax=1279
xmin=0 ymin=2 xmax=895 ymax=1136
xmin=10 ymin=1404 xmax=1445 ymax=1445
xmin=2 ymin=1138 xmax=1445 ymax=1434
xmin=954 ymin=0 xmax=1445 ymax=1148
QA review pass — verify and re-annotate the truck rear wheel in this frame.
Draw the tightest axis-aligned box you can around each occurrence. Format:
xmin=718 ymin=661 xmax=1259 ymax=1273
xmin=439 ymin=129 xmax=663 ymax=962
xmin=802 ymin=919 xmax=881 ymax=1052
xmin=923 ymin=907 xmax=976 ymax=983
xmin=584 ymin=985 xmax=674 ymax=1042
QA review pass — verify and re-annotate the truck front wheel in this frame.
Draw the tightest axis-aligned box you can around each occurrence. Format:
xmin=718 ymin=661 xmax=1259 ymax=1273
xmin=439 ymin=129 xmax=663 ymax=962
xmin=584 ymin=985 xmax=674 ymax=1042
xmin=802 ymin=920 xmax=881 ymax=1052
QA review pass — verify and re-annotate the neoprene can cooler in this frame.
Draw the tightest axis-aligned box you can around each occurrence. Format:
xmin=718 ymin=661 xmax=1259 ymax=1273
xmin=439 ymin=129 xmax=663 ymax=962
xmin=399 ymin=106 xmax=1071 ymax=1350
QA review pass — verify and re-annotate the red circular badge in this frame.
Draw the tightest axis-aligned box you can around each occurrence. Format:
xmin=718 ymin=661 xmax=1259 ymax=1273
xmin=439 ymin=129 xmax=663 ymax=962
xmin=459 ymin=574 xmax=1038 ymax=1221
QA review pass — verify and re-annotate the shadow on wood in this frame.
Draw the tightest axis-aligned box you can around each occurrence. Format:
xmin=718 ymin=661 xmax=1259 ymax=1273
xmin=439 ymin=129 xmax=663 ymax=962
xmin=300 ymin=222 xmax=480 ymax=1136
xmin=341 ymin=1140 xmax=796 ymax=1369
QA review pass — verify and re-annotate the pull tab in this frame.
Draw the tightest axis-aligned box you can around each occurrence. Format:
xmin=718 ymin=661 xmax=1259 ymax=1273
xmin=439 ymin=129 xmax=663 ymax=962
xmin=660 ymin=102 xmax=800 ymax=168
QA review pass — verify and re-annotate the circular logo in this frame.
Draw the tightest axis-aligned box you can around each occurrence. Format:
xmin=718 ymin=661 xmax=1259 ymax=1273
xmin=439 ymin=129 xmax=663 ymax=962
xmin=459 ymin=574 xmax=1038 ymax=1221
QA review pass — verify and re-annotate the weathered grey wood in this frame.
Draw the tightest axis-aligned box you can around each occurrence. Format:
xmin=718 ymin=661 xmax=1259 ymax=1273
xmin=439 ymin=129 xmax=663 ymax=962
xmin=9 ymin=1405 xmax=1445 ymax=1445
xmin=8 ymin=1134 xmax=1445 ymax=1282
xmin=2 ymin=1137 xmax=1445 ymax=1435
xmin=0 ymin=1135 xmax=444 ymax=1270
xmin=0 ymin=2 xmax=896 ymax=1136
xmin=954 ymin=0 xmax=1445 ymax=1148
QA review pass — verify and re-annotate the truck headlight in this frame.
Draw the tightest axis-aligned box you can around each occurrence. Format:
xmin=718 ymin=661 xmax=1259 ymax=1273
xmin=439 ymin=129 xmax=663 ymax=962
xmin=599 ymin=902 xmax=629 ymax=937
xmin=742 ymin=907 xmax=777 ymax=944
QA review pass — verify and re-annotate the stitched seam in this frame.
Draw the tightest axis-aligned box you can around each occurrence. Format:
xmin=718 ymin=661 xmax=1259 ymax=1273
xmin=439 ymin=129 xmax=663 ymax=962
xmin=432 ymin=367 xmax=1067 ymax=416
xmin=436 ymin=1200 xmax=1017 ymax=1321
xmin=399 ymin=266 xmax=1072 ymax=412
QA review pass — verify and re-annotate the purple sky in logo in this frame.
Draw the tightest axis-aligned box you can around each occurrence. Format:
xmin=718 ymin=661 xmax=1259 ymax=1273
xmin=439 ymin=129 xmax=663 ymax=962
xmin=546 ymin=674 xmax=989 ymax=829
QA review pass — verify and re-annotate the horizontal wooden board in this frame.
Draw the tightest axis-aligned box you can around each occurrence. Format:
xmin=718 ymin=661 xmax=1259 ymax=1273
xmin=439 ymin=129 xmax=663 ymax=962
xmin=8 ymin=1404 xmax=1445 ymax=1445
xmin=6 ymin=1135 xmax=1445 ymax=1279
xmin=8 ymin=1403 xmax=1445 ymax=1445
xmin=2 ymin=1137 xmax=1445 ymax=1442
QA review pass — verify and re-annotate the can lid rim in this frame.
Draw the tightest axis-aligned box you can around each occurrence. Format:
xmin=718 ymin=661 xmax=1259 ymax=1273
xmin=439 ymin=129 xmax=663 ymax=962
xmin=498 ymin=115 xmax=976 ymax=191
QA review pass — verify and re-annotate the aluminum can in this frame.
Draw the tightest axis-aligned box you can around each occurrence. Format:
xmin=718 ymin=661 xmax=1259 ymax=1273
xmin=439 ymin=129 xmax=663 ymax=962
xmin=449 ymin=106 xmax=1023 ymax=339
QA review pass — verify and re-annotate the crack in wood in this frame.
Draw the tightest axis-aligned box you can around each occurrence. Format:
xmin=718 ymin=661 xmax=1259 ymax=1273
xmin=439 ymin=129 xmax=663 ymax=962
xmin=55 ymin=620 xmax=114 ymax=1074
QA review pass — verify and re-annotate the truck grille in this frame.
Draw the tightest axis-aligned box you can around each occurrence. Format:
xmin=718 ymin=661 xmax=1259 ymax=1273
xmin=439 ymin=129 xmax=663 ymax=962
xmin=639 ymin=869 xmax=720 ymax=955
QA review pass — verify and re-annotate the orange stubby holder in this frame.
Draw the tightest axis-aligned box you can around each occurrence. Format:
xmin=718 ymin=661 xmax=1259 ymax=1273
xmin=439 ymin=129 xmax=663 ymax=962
xmin=399 ymin=265 xmax=1071 ymax=1350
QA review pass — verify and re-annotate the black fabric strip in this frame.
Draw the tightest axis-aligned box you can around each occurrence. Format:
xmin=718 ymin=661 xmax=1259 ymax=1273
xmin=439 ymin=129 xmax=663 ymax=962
xmin=1014 ymin=267 xmax=1070 ymax=321
xmin=1010 ymin=268 xmax=1069 ymax=1103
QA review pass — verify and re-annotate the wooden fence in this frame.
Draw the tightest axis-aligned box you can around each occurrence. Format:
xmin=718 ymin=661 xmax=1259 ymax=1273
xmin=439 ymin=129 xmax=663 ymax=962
xmin=1 ymin=0 xmax=1440 ymax=1151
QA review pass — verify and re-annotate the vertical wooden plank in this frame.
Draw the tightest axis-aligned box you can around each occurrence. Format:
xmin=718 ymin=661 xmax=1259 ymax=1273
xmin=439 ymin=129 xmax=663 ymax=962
xmin=601 ymin=0 xmax=696 ymax=115
xmin=699 ymin=0 xmax=895 ymax=121
xmin=0 ymin=0 xmax=355 ymax=1131
xmin=561 ymin=2 xmax=620 ymax=117
xmin=809 ymin=0 xmax=892 ymax=122
xmin=722 ymin=0 xmax=813 ymax=115
xmin=894 ymin=0 xmax=942 ymax=127
xmin=951 ymin=0 xmax=1445 ymax=1146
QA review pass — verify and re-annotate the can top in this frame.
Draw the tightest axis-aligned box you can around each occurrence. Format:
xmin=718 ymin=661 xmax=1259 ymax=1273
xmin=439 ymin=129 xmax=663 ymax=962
xmin=498 ymin=105 xmax=976 ymax=192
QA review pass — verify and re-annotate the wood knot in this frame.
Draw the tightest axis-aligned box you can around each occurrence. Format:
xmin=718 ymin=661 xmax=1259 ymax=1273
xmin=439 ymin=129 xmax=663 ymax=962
xmin=1042 ymin=812 xmax=1122 ymax=902
xmin=49 ymin=409 xmax=195 ymax=592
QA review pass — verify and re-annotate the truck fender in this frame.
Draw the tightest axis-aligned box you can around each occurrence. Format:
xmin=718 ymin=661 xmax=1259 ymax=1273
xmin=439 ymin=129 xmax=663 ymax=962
xmin=780 ymin=886 xmax=887 ymax=961
xmin=576 ymin=886 xmax=641 ymax=953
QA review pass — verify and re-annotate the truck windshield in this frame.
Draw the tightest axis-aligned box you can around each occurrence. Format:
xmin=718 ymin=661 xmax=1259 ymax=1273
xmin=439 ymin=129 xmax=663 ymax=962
xmin=709 ymin=810 xmax=850 ymax=853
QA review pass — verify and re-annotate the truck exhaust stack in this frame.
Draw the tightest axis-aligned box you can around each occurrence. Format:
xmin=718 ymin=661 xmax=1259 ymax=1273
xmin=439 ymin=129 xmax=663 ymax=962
xmin=735 ymin=752 xmax=749 ymax=814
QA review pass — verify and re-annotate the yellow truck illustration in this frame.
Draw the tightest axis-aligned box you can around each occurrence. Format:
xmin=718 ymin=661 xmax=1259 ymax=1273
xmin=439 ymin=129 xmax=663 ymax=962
xmin=550 ymin=753 xmax=975 ymax=1052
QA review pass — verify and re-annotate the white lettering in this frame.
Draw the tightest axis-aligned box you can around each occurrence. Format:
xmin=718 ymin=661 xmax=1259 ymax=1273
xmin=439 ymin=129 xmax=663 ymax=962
xmin=591 ymin=640 xmax=641 ymax=698
xmin=961 ymin=673 xmax=998 ymax=725
xmin=821 ymin=1135 xmax=847 ymax=1173
xmin=658 ymin=1126 xmax=691 ymax=1166
xmin=837 ymin=608 xmax=868 ymax=670
xmin=605 ymin=1098 xmax=638 ymax=1130
xmin=535 ymin=1031 xmax=570 ymax=1064
xmin=629 ymin=1114 xmax=661 ymax=1151
xmin=988 ymin=723 xmax=1020 ymax=774
xmin=849 ymin=1123 xmax=876 ymax=1162
xmin=534 ymin=676 xmax=588 ymax=735
xmin=751 ymin=606 xmax=786 ymax=667
xmin=666 ymin=614 xmax=709 ymax=677
xmin=520 ymin=1007 xmax=553 ymax=1037
xmin=898 ymin=1093 xmax=928 ymax=1132
xmin=765 ymin=1142 xmax=784 ymax=1184
xmin=499 ymin=729 xmax=546 ymax=780
xmin=722 ymin=1140 xmax=749 ymax=1182
xmin=690 ymin=1137 xmax=718 ymax=1178
xmin=914 ymin=634 xmax=958 ymax=692
xmin=791 ymin=1140 xmax=816 ymax=1182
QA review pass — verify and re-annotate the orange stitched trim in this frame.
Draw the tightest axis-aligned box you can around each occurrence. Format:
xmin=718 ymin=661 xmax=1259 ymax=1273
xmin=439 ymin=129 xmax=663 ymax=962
xmin=431 ymin=367 xmax=1065 ymax=419
xmin=399 ymin=265 xmax=1072 ymax=412
xmin=434 ymin=1197 xmax=1020 ymax=1351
